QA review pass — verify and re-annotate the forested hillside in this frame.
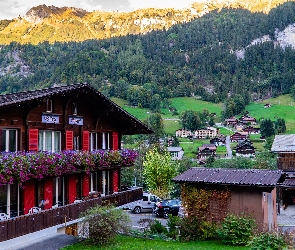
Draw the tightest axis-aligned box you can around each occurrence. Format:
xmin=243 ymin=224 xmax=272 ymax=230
xmin=1 ymin=2 xmax=295 ymax=118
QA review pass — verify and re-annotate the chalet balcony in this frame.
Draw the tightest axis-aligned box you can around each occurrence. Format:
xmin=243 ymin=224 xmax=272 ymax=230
xmin=0 ymin=188 xmax=143 ymax=242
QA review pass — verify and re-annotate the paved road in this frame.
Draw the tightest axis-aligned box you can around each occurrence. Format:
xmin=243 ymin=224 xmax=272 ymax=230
xmin=225 ymin=136 xmax=232 ymax=159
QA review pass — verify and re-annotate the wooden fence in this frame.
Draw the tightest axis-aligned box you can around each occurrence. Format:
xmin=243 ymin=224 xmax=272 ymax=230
xmin=0 ymin=188 xmax=143 ymax=242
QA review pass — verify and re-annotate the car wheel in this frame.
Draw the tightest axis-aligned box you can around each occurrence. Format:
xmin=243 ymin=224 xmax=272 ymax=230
xmin=163 ymin=211 xmax=169 ymax=219
xmin=134 ymin=206 xmax=141 ymax=214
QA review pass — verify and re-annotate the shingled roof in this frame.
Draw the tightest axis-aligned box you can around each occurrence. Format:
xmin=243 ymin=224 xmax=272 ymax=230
xmin=173 ymin=168 xmax=282 ymax=186
xmin=0 ymin=83 xmax=153 ymax=135
xmin=271 ymin=135 xmax=295 ymax=152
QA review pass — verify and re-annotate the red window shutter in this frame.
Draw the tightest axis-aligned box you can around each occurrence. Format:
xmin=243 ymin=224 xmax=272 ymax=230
xmin=112 ymin=132 xmax=118 ymax=150
xmin=113 ymin=170 xmax=119 ymax=192
xmin=23 ymin=180 xmax=35 ymax=214
xmin=68 ymin=175 xmax=77 ymax=204
xmin=82 ymin=131 xmax=89 ymax=151
xmin=29 ymin=129 xmax=38 ymax=151
xmin=65 ymin=130 xmax=73 ymax=150
xmin=82 ymin=173 xmax=90 ymax=197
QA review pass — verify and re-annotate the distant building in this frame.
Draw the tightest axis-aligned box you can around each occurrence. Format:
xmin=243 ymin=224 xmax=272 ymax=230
xmin=210 ymin=136 xmax=226 ymax=146
xmin=243 ymin=126 xmax=260 ymax=134
xmin=175 ymin=129 xmax=192 ymax=138
xmin=230 ymin=132 xmax=248 ymax=142
xmin=197 ymin=144 xmax=216 ymax=161
xmin=194 ymin=127 xmax=218 ymax=139
xmin=167 ymin=146 xmax=184 ymax=160
xmin=239 ymin=115 xmax=257 ymax=125
xmin=224 ymin=117 xmax=238 ymax=127
xmin=234 ymin=140 xmax=255 ymax=157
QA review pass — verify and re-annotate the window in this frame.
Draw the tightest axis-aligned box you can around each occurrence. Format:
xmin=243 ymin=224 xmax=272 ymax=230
xmin=72 ymin=103 xmax=77 ymax=115
xmin=46 ymin=99 xmax=52 ymax=113
xmin=90 ymin=132 xmax=99 ymax=151
xmin=1 ymin=129 xmax=18 ymax=152
xmin=38 ymin=131 xmax=61 ymax=152
xmin=102 ymin=132 xmax=110 ymax=150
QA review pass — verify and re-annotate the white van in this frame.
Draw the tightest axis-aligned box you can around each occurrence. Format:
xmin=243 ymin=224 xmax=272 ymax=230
xmin=128 ymin=192 xmax=161 ymax=214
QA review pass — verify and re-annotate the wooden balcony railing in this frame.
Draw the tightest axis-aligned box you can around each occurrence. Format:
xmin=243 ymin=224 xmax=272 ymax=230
xmin=277 ymin=155 xmax=295 ymax=171
xmin=0 ymin=187 xmax=143 ymax=242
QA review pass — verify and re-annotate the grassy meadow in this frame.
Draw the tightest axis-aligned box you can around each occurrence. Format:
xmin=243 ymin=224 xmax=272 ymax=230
xmin=112 ymin=94 xmax=295 ymax=136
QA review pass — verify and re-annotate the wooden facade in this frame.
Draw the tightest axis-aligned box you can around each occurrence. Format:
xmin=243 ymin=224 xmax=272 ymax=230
xmin=0 ymin=83 xmax=152 ymax=219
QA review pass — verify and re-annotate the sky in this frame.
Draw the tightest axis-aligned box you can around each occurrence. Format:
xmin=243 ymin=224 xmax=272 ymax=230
xmin=0 ymin=0 xmax=202 ymax=20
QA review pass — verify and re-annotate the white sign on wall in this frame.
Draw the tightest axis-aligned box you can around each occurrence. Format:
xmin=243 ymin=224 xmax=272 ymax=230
xmin=42 ymin=114 xmax=60 ymax=124
xmin=69 ymin=116 xmax=84 ymax=126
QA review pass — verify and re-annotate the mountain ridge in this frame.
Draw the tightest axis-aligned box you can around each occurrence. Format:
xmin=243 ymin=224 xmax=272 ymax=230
xmin=0 ymin=0 xmax=289 ymax=44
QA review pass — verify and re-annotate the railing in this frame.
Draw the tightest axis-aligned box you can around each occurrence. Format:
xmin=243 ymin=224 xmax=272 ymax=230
xmin=0 ymin=187 xmax=143 ymax=242
xmin=277 ymin=154 xmax=295 ymax=171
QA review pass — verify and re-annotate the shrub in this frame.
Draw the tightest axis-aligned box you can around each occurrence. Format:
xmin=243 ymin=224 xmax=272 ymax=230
xmin=217 ymin=213 xmax=257 ymax=246
xmin=150 ymin=220 xmax=168 ymax=235
xmin=199 ymin=221 xmax=218 ymax=241
xmin=179 ymin=216 xmax=202 ymax=242
xmin=248 ymin=230 xmax=293 ymax=250
xmin=167 ymin=214 xmax=181 ymax=239
xmin=79 ymin=205 xmax=131 ymax=246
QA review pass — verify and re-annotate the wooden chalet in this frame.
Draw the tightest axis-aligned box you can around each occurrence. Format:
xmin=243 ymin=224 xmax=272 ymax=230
xmin=230 ymin=132 xmax=248 ymax=142
xmin=224 ymin=117 xmax=238 ymax=127
xmin=210 ymin=136 xmax=226 ymax=146
xmin=243 ymin=126 xmax=260 ymax=134
xmin=239 ymin=115 xmax=257 ymax=125
xmin=173 ymin=168 xmax=282 ymax=230
xmin=197 ymin=144 xmax=216 ymax=161
xmin=234 ymin=139 xmax=255 ymax=157
xmin=0 ymin=83 xmax=152 ymax=219
xmin=272 ymin=135 xmax=295 ymax=209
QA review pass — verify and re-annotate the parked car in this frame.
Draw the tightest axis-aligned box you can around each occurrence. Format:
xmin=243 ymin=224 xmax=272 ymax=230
xmin=153 ymin=199 xmax=182 ymax=218
xmin=126 ymin=192 xmax=161 ymax=214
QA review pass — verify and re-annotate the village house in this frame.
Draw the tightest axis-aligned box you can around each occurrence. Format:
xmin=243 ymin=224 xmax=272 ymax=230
xmin=173 ymin=168 xmax=282 ymax=231
xmin=239 ymin=115 xmax=257 ymax=125
xmin=234 ymin=139 xmax=255 ymax=157
xmin=167 ymin=146 xmax=184 ymax=160
xmin=194 ymin=127 xmax=219 ymax=139
xmin=197 ymin=144 xmax=216 ymax=161
xmin=224 ymin=117 xmax=238 ymax=127
xmin=210 ymin=136 xmax=226 ymax=146
xmin=271 ymin=134 xmax=295 ymax=210
xmin=243 ymin=126 xmax=260 ymax=134
xmin=0 ymin=83 xmax=152 ymax=220
xmin=175 ymin=128 xmax=192 ymax=138
xmin=230 ymin=131 xmax=248 ymax=142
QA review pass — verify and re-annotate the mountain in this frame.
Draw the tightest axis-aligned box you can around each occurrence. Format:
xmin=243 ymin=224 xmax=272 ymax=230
xmin=0 ymin=0 xmax=289 ymax=45
xmin=0 ymin=1 xmax=295 ymax=113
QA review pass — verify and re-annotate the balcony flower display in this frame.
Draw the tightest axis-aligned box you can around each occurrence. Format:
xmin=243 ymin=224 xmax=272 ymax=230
xmin=0 ymin=149 xmax=138 ymax=186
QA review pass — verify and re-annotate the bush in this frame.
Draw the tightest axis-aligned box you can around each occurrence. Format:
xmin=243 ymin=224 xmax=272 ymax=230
xmin=150 ymin=220 xmax=168 ymax=235
xmin=79 ymin=205 xmax=131 ymax=246
xmin=179 ymin=216 xmax=202 ymax=242
xmin=199 ymin=221 xmax=218 ymax=241
xmin=248 ymin=230 xmax=293 ymax=250
xmin=167 ymin=214 xmax=181 ymax=239
xmin=217 ymin=213 xmax=257 ymax=246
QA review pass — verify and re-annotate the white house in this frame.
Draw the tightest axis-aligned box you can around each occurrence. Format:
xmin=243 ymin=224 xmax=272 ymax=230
xmin=175 ymin=129 xmax=192 ymax=138
xmin=167 ymin=146 xmax=184 ymax=160
xmin=194 ymin=127 xmax=218 ymax=139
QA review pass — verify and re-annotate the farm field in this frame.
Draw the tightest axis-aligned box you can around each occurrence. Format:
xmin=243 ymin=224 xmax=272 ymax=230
xmin=112 ymin=95 xmax=295 ymax=135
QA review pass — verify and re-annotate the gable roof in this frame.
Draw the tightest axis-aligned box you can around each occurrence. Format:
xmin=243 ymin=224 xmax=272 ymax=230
xmin=0 ymin=83 xmax=153 ymax=135
xmin=271 ymin=135 xmax=295 ymax=152
xmin=173 ymin=167 xmax=282 ymax=187
xmin=167 ymin=146 xmax=183 ymax=152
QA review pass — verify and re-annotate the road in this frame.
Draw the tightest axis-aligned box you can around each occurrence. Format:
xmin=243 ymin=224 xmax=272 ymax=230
xmin=123 ymin=210 xmax=168 ymax=229
xmin=225 ymin=136 xmax=232 ymax=159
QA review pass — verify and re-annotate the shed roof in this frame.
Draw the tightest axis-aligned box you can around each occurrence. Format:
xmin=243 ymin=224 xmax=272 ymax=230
xmin=167 ymin=147 xmax=183 ymax=152
xmin=0 ymin=83 xmax=153 ymax=135
xmin=172 ymin=168 xmax=282 ymax=186
xmin=271 ymin=135 xmax=295 ymax=152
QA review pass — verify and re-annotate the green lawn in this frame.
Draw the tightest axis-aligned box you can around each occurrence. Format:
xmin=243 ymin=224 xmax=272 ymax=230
xmin=246 ymin=94 xmax=295 ymax=134
xmin=62 ymin=235 xmax=250 ymax=250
